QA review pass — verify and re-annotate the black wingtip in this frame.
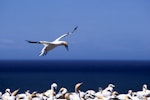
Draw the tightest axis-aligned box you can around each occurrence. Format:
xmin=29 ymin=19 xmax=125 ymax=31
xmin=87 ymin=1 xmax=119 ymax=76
xmin=74 ymin=26 xmax=78 ymax=30
xmin=26 ymin=40 xmax=33 ymax=43
xmin=26 ymin=40 xmax=30 ymax=43
xmin=26 ymin=40 xmax=39 ymax=43
xmin=71 ymin=26 xmax=78 ymax=33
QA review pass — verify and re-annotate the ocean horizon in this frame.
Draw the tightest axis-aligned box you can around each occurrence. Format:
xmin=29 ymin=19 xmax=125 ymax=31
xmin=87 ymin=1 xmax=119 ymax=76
xmin=0 ymin=60 xmax=150 ymax=94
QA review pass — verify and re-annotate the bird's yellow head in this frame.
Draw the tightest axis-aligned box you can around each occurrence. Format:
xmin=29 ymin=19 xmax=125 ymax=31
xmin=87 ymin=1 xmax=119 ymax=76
xmin=62 ymin=42 xmax=69 ymax=51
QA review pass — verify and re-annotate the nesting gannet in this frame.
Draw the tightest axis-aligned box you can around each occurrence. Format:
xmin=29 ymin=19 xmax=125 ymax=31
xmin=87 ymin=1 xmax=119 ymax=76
xmin=31 ymin=91 xmax=45 ymax=100
xmin=55 ymin=87 xmax=68 ymax=99
xmin=2 ymin=88 xmax=19 ymax=100
xmin=95 ymin=87 xmax=103 ymax=98
xmin=96 ymin=91 xmax=118 ymax=100
xmin=26 ymin=26 xmax=78 ymax=56
xmin=116 ymin=90 xmax=132 ymax=100
xmin=2 ymin=88 xmax=11 ymax=99
xmin=43 ymin=83 xmax=57 ymax=99
xmin=65 ymin=83 xmax=83 ymax=100
xmin=137 ymin=84 xmax=150 ymax=99
xmin=101 ymin=84 xmax=115 ymax=97
xmin=84 ymin=90 xmax=96 ymax=99
xmin=17 ymin=91 xmax=28 ymax=100
xmin=16 ymin=90 xmax=35 ymax=100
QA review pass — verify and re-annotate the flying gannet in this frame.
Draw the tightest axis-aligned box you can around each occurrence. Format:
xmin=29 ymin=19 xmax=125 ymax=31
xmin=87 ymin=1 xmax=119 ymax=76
xmin=26 ymin=26 xmax=78 ymax=56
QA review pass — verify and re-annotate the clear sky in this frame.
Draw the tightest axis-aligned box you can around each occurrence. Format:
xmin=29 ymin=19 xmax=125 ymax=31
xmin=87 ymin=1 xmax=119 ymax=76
xmin=0 ymin=0 xmax=150 ymax=60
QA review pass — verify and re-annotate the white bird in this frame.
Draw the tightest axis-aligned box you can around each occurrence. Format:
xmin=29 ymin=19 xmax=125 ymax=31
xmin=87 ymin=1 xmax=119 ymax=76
xmin=2 ymin=88 xmax=11 ymax=100
xmin=16 ymin=90 xmax=31 ymax=100
xmin=116 ymin=90 xmax=132 ymax=100
xmin=2 ymin=88 xmax=19 ymax=100
xmin=43 ymin=83 xmax=58 ymax=100
xmin=137 ymin=84 xmax=150 ymax=99
xmin=84 ymin=90 xmax=96 ymax=99
xmin=31 ymin=92 xmax=44 ymax=100
xmin=95 ymin=87 xmax=103 ymax=98
xmin=65 ymin=83 xmax=83 ymax=100
xmin=55 ymin=87 xmax=68 ymax=99
xmin=26 ymin=26 xmax=78 ymax=56
xmin=101 ymin=84 xmax=115 ymax=97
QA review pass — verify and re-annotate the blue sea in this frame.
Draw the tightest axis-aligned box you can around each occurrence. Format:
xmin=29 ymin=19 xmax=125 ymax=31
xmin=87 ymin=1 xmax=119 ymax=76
xmin=0 ymin=60 xmax=150 ymax=94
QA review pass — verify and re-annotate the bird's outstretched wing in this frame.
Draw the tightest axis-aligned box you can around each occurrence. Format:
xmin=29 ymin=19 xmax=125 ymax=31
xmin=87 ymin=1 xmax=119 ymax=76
xmin=26 ymin=40 xmax=54 ymax=46
xmin=54 ymin=26 xmax=78 ymax=41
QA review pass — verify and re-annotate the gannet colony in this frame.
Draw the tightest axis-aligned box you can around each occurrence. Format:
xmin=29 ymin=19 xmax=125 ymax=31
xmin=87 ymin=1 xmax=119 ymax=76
xmin=1 ymin=83 xmax=150 ymax=100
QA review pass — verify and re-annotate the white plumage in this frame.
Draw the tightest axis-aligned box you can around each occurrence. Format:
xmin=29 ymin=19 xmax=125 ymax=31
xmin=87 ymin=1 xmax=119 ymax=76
xmin=26 ymin=26 xmax=78 ymax=56
xmin=101 ymin=84 xmax=115 ymax=97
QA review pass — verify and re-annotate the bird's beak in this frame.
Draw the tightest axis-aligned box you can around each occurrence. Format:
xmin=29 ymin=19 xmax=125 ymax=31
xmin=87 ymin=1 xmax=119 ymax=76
xmin=64 ymin=44 xmax=69 ymax=51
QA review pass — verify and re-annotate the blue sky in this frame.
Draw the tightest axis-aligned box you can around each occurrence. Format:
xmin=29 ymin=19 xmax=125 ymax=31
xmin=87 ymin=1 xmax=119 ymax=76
xmin=0 ymin=0 xmax=150 ymax=60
